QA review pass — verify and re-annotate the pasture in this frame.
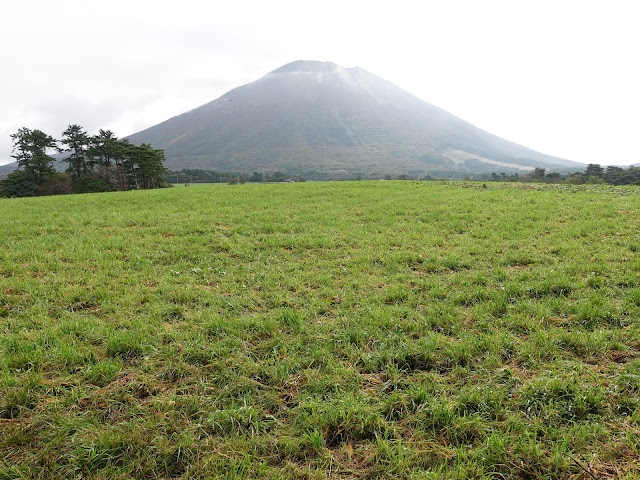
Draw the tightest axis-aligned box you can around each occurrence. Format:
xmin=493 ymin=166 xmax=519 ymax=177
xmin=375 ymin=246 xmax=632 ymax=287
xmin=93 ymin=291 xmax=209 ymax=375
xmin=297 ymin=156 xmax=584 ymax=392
xmin=1 ymin=181 xmax=640 ymax=479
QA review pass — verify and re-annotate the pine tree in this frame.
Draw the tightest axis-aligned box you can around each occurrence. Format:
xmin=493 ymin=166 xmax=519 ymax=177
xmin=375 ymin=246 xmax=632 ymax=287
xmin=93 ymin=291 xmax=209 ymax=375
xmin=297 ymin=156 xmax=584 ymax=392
xmin=61 ymin=124 xmax=90 ymax=179
xmin=10 ymin=128 xmax=59 ymax=183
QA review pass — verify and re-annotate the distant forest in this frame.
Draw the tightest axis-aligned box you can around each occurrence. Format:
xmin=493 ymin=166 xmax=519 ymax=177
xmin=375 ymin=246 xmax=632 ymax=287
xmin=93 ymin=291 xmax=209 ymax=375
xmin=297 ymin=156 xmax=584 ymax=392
xmin=164 ymin=163 xmax=640 ymax=186
xmin=164 ymin=170 xmax=306 ymax=184
xmin=0 ymin=126 xmax=166 ymax=197
xmin=480 ymin=164 xmax=640 ymax=186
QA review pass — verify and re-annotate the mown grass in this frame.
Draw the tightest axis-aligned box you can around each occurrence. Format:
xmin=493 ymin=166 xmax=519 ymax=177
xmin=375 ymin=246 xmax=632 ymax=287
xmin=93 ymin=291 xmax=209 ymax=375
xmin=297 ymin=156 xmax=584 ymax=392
xmin=1 ymin=181 xmax=640 ymax=479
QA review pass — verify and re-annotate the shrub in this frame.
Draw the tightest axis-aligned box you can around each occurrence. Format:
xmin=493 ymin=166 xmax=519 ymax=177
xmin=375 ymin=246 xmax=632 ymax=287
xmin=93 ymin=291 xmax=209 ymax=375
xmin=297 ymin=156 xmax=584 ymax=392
xmin=73 ymin=174 xmax=114 ymax=194
xmin=0 ymin=170 xmax=37 ymax=197
xmin=38 ymin=174 xmax=73 ymax=196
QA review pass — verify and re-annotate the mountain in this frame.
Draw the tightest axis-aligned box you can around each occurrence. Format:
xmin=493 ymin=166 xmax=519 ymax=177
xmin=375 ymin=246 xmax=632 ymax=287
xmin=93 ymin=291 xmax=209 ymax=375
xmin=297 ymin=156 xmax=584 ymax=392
xmin=0 ymin=162 xmax=17 ymax=178
xmin=1 ymin=61 xmax=582 ymax=181
xmin=126 ymin=60 xmax=582 ymax=179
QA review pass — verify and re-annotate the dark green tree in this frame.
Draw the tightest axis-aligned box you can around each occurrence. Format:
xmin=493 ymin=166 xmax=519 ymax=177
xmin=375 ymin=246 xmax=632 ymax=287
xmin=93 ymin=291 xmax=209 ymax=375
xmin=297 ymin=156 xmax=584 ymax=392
xmin=89 ymin=129 xmax=119 ymax=167
xmin=266 ymin=171 xmax=287 ymax=182
xmin=584 ymin=163 xmax=604 ymax=178
xmin=124 ymin=143 xmax=167 ymax=189
xmin=61 ymin=124 xmax=90 ymax=179
xmin=604 ymin=166 xmax=624 ymax=185
xmin=89 ymin=132 xmax=132 ymax=190
xmin=523 ymin=167 xmax=546 ymax=182
xmin=10 ymin=127 xmax=59 ymax=183
xmin=545 ymin=172 xmax=563 ymax=183
xmin=249 ymin=171 xmax=264 ymax=182
xmin=0 ymin=170 xmax=38 ymax=197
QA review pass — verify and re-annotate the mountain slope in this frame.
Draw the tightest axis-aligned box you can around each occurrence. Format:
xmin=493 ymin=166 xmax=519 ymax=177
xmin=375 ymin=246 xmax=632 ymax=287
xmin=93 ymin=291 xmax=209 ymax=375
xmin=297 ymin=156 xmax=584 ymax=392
xmin=126 ymin=60 xmax=581 ymax=177
xmin=0 ymin=162 xmax=17 ymax=178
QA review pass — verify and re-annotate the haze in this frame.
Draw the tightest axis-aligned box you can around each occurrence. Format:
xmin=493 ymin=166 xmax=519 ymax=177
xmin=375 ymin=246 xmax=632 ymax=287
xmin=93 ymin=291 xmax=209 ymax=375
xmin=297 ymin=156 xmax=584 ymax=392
xmin=1 ymin=0 xmax=638 ymax=167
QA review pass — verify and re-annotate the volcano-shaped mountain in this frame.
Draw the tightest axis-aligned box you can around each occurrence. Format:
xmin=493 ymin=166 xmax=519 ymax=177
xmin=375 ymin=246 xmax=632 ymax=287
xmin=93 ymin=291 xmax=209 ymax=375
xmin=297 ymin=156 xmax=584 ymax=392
xmin=125 ymin=60 xmax=580 ymax=179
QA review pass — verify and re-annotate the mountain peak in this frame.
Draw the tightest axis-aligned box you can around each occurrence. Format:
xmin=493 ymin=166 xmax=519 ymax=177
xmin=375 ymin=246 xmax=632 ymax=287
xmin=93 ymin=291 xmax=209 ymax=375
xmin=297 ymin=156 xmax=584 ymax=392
xmin=270 ymin=60 xmax=341 ymax=74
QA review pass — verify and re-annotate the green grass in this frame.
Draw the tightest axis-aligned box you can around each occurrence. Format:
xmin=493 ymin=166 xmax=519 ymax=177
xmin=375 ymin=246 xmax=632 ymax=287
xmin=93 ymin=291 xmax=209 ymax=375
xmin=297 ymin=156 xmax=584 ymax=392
xmin=2 ymin=181 xmax=640 ymax=478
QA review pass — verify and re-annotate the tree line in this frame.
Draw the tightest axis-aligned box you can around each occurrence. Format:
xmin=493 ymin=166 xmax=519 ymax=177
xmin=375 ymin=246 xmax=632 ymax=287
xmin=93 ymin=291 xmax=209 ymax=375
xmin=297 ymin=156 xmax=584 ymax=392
xmin=482 ymin=164 xmax=640 ymax=185
xmin=165 ymin=169 xmax=306 ymax=184
xmin=0 ymin=126 xmax=167 ymax=197
xmin=164 ymin=164 xmax=640 ymax=186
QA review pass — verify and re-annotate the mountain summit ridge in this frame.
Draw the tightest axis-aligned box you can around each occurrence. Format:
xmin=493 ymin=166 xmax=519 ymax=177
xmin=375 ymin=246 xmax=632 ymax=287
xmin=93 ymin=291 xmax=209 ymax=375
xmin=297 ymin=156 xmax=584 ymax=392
xmin=269 ymin=60 xmax=343 ymax=74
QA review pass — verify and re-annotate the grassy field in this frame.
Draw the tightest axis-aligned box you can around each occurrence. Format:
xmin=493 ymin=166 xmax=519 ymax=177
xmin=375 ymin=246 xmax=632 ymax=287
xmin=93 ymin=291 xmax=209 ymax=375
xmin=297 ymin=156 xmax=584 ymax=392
xmin=1 ymin=181 xmax=640 ymax=479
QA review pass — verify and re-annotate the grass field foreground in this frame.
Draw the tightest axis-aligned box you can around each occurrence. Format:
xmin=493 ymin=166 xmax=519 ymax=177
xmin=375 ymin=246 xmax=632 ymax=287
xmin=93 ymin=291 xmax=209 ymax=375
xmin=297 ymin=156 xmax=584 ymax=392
xmin=1 ymin=181 xmax=640 ymax=479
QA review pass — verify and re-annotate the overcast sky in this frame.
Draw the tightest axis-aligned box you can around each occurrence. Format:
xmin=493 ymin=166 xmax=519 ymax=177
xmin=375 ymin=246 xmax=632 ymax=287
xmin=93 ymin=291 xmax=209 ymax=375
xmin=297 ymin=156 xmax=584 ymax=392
xmin=1 ymin=0 xmax=638 ymax=166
